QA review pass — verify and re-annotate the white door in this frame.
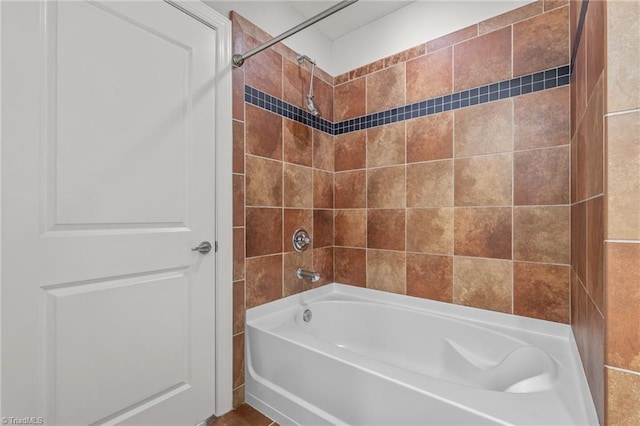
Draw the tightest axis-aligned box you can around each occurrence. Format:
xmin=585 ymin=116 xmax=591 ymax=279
xmin=1 ymin=1 xmax=221 ymax=424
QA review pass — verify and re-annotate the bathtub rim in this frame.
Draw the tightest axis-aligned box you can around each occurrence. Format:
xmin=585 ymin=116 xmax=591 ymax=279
xmin=247 ymin=283 xmax=572 ymax=339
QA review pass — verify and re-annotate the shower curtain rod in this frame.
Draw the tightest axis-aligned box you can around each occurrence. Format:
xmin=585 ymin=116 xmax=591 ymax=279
xmin=232 ymin=0 xmax=359 ymax=67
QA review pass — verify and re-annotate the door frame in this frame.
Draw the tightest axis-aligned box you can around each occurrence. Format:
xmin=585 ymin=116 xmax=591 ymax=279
xmin=0 ymin=0 xmax=234 ymax=418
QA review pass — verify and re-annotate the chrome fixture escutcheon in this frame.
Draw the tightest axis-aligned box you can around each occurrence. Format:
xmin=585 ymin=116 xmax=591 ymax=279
xmin=292 ymin=228 xmax=312 ymax=252
xmin=191 ymin=241 xmax=213 ymax=254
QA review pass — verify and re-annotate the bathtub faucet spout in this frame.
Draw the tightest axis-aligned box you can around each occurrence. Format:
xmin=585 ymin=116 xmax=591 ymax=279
xmin=296 ymin=267 xmax=320 ymax=283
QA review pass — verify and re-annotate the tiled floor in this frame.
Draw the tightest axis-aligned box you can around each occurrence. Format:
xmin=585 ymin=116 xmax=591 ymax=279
xmin=208 ymin=404 xmax=277 ymax=426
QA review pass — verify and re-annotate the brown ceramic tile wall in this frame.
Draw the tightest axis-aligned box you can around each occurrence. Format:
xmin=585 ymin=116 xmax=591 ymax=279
xmin=602 ymin=1 xmax=640 ymax=424
xmin=572 ymin=0 xmax=640 ymax=423
xmin=333 ymin=3 xmax=571 ymax=329
xmin=231 ymin=12 xmax=334 ymax=407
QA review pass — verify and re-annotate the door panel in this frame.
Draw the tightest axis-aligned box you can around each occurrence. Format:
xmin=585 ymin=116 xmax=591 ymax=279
xmin=55 ymin=2 xmax=189 ymax=226
xmin=50 ymin=270 xmax=188 ymax=425
xmin=2 ymin=1 xmax=218 ymax=424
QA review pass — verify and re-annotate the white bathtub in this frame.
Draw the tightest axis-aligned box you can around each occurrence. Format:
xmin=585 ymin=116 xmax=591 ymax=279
xmin=245 ymin=283 xmax=598 ymax=425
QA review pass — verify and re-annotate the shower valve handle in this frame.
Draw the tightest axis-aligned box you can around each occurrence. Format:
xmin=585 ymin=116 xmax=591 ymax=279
xmin=292 ymin=228 xmax=312 ymax=252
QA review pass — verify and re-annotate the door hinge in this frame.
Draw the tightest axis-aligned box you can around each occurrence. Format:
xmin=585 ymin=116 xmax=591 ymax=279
xmin=215 ymin=241 xmax=218 ymax=252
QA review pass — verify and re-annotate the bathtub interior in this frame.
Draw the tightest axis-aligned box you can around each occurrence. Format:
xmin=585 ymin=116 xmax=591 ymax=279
xmin=288 ymin=299 xmax=559 ymax=393
xmin=245 ymin=283 xmax=599 ymax=426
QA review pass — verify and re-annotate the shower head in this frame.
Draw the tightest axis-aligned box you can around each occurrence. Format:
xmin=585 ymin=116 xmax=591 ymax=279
xmin=307 ymin=96 xmax=319 ymax=116
xmin=297 ymin=53 xmax=320 ymax=117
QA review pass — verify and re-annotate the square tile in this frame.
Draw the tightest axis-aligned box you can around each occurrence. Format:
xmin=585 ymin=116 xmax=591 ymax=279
xmin=571 ymin=270 xmax=588 ymax=363
xmin=367 ymin=250 xmax=406 ymax=295
xmin=454 ymin=99 xmax=513 ymax=157
xmin=367 ymin=123 xmax=405 ymax=167
xmin=233 ymin=120 xmax=244 ymax=174
xmin=246 ymin=207 xmax=282 ymax=257
xmin=606 ymin=0 xmax=640 ymax=112
xmin=367 ymin=166 xmax=406 ymax=208
xmin=571 ymin=201 xmax=587 ymax=284
xmin=233 ymin=227 xmax=244 ymax=281
xmin=586 ymin=297 xmax=605 ymax=422
xmin=406 ymin=112 xmax=453 ymax=163
xmin=406 ymin=253 xmax=453 ymax=303
xmin=576 ymin=77 xmax=604 ymax=200
xmin=284 ymin=164 xmax=312 ymax=208
xmin=244 ymin=35 xmax=282 ymax=99
xmin=406 ymin=160 xmax=453 ymax=207
xmin=233 ymin=334 xmax=244 ymax=388
xmin=406 ymin=208 xmax=453 ymax=255
xmin=606 ymin=112 xmax=640 ymax=240
xmin=313 ymin=129 xmax=334 ymax=171
xmin=245 ymin=105 xmax=282 ymax=160
xmin=606 ymin=242 xmax=640 ymax=372
xmin=406 ymin=47 xmax=452 ymax=103
xmin=335 ymin=170 xmax=366 ymax=209
xmin=313 ymin=75 xmax=334 ymax=122
xmin=586 ymin=196 xmax=604 ymax=310
xmin=283 ymin=119 xmax=312 ymax=167
xmin=233 ymin=174 xmax=244 ymax=227
xmin=367 ymin=209 xmax=405 ymax=251
xmin=454 ymin=207 xmax=512 ymax=259
xmin=513 ymin=6 xmax=569 ymax=76
xmin=514 ymin=146 xmax=569 ymax=205
xmin=246 ymin=254 xmax=283 ymax=308
xmin=514 ymin=86 xmax=570 ymax=150
xmin=313 ymin=169 xmax=333 ymax=209
xmin=455 ymin=153 xmax=512 ymax=206
xmin=367 ymin=64 xmax=405 ymax=114
xmin=245 ymin=156 xmax=282 ymax=207
xmin=313 ymin=247 xmax=334 ymax=286
xmin=335 ymin=209 xmax=366 ymax=247
xmin=514 ymin=262 xmax=569 ymax=323
xmin=334 ymin=77 xmax=366 ymax=121
xmin=454 ymin=257 xmax=512 ymax=313
xmin=334 ymin=247 xmax=367 ymax=287
xmin=585 ymin=0 xmax=604 ymax=100
xmin=335 ymin=131 xmax=366 ymax=171
xmin=606 ymin=367 xmax=640 ymax=426
xmin=313 ymin=209 xmax=333 ymax=248
xmin=514 ymin=206 xmax=570 ymax=263
xmin=454 ymin=26 xmax=511 ymax=91
xmin=233 ymin=280 xmax=245 ymax=335
xmin=232 ymin=67 xmax=244 ymax=122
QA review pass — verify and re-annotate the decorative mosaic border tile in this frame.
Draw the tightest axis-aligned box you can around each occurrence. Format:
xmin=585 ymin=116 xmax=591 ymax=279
xmin=244 ymin=64 xmax=570 ymax=136
xmin=243 ymin=87 xmax=334 ymax=134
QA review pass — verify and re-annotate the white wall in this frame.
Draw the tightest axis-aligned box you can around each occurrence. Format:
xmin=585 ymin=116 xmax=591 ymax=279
xmin=332 ymin=1 xmax=530 ymax=75
xmin=206 ymin=1 xmax=531 ymax=77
